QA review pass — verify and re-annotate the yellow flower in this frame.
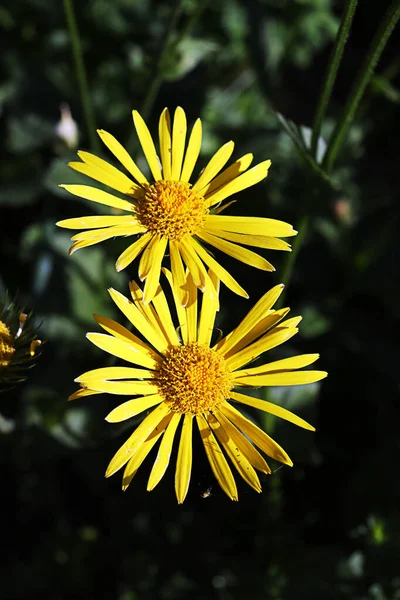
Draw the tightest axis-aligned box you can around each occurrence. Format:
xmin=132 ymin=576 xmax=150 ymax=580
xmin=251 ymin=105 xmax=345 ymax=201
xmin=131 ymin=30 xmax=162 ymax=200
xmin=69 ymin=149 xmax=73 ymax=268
xmin=57 ymin=107 xmax=297 ymax=303
xmin=71 ymin=271 xmax=327 ymax=503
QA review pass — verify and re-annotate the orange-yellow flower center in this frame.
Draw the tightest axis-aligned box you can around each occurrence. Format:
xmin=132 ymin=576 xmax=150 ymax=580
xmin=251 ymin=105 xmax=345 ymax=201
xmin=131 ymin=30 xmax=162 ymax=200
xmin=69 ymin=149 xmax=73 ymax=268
xmin=157 ymin=343 xmax=232 ymax=414
xmin=135 ymin=181 xmax=208 ymax=241
xmin=0 ymin=320 xmax=15 ymax=367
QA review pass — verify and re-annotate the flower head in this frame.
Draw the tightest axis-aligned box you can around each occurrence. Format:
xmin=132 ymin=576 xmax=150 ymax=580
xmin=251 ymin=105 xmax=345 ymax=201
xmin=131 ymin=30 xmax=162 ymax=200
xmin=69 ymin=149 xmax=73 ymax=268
xmin=71 ymin=272 xmax=327 ymax=503
xmin=57 ymin=107 xmax=297 ymax=303
xmin=0 ymin=295 xmax=42 ymax=392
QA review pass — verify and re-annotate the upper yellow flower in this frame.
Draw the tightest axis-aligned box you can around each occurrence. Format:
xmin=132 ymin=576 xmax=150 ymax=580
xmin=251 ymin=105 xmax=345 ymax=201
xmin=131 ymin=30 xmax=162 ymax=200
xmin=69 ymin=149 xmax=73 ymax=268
xmin=57 ymin=107 xmax=297 ymax=304
xmin=70 ymin=271 xmax=327 ymax=503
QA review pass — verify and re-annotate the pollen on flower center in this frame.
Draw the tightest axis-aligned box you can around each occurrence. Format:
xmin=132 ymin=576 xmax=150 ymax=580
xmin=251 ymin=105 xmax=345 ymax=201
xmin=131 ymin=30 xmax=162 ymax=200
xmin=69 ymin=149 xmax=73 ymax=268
xmin=0 ymin=320 xmax=15 ymax=367
xmin=135 ymin=180 xmax=208 ymax=241
xmin=157 ymin=343 xmax=232 ymax=414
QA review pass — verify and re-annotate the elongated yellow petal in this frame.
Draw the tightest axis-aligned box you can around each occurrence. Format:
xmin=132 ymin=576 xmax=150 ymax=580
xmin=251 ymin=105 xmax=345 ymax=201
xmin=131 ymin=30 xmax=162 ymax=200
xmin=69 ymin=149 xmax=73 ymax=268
xmin=280 ymin=316 xmax=302 ymax=329
xmin=97 ymin=129 xmax=148 ymax=185
xmin=162 ymin=268 xmax=188 ymax=343
xmin=132 ymin=110 xmax=162 ymax=181
xmin=70 ymin=223 xmax=144 ymax=242
xmin=93 ymin=313 xmax=159 ymax=362
xmin=169 ymin=241 xmax=189 ymax=306
xmin=151 ymin=285 xmax=180 ymax=347
xmin=138 ymin=234 xmax=159 ymax=281
xmin=221 ymin=402 xmax=293 ymax=466
xmin=68 ymin=387 xmax=102 ymax=401
xmin=78 ymin=151 xmax=141 ymax=195
xmin=226 ymin=325 xmax=298 ymax=372
xmin=158 ymin=108 xmax=172 ymax=180
xmin=216 ymin=285 xmax=284 ymax=356
xmin=179 ymin=238 xmax=207 ymax=291
xmin=87 ymin=332 xmax=159 ymax=369
xmin=87 ymin=379 xmax=159 ymax=395
xmin=234 ymin=353 xmax=320 ymax=377
xmin=198 ymin=230 xmax=275 ymax=271
xmin=122 ymin=415 xmax=171 ymax=490
xmin=129 ymin=280 xmax=163 ymax=334
xmin=235 ymin=370 xmax=328 ymax=387
xmin=105 ymin=394 xmax=163 ymax=422
xmin=106 ymin=402 xmax=170 ymax=477
xmin=185 ymin=273 xmax=198 ymax=343
xmin=147 ymin=413 xmax=181 ymax=490
xmin=59 ymin=184 xmax=135 ymax=212
xmin=108 ymin=287 xmax=167 ymax=353
xmin=213 ymin=410 xmax=271 ymax=474
xmin=75 ymin=366 xmax=155 ymax=384
xmin=197 ymin=271 xmax=219 ymax=346
xmin=196 ymin=414 xmax=238 ymax=501
xmin=206 ymin=215 xmax=297 ymax=238
xmin=67 ymin=161 xmax=137 ymax=197
xmin=116 ymin=231 xmax=152 ymax=272
xmin=180 ymin=118 xmax=202 ymax=183
xmin=68 ymin=238 xmax=104 ymax=255
xmin=204 ymin=159 xmax=271 ymax=207
xmin=57 ymin=215 xmax=138 ymax=230
xmin=192 ymin=141 xmax=235 ymax=193
xmin=143 ymin=236 xmax=168 ymax=305
xmin=189 ymin=238 xmax=248 ymax=298
xmin=196 ymin=153 xmax=253 ymax=197
xmin=175 ymin=414 xmax=193 ymax=504
xmin=207 ymin=413 xmax=261 ymax=492
xmin=171 ymin=107 xmax=187 ymax=180
xmin=203 ymin=226 xmax=292 ymax=251
xmin=230 ymin=391 xmax=315 ymax=431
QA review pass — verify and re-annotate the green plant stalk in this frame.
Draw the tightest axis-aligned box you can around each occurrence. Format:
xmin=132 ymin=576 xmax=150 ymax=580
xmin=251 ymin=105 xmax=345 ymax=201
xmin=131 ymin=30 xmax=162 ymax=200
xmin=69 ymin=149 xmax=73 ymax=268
xmin=310 ymin=0 xmax=358 ymax=158
xmin=63 ymin=0 xmax=98 ymax=153
xmin=275 ymin=215 xmax=309 ymax=309
xmin=322 ymin=0 xmax=400 ymax=173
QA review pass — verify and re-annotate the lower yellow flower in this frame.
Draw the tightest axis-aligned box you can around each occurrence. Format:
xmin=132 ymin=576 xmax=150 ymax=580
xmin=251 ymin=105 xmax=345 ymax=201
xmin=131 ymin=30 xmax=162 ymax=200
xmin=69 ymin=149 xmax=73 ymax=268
xmin=71 ymin=274 xmax=327 ymax=503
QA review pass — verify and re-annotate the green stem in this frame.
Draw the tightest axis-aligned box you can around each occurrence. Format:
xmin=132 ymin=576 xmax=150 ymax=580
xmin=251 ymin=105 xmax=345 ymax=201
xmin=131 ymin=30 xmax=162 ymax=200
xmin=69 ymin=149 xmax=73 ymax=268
xmin=310 ymin=0 xmax=358 ymax=158
xmin=275 ymin=215 xmax=309 ymax=309
xmin=63 ymin=0 xmax=98 ymax=153
xmin=322 ymin=0 xmax=400 ymax=173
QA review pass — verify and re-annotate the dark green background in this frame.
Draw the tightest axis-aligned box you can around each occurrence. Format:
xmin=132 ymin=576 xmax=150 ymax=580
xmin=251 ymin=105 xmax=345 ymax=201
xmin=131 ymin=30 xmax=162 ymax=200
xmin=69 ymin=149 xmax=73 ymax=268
xmin=1 ymin=1 xmax=399 ymax=598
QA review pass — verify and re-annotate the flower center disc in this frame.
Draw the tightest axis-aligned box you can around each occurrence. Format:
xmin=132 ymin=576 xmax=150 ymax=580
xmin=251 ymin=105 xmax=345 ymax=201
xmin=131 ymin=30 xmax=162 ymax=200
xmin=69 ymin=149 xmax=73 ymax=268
xmin=135 ymin=181 xmax=208 ymax=241
xmin=157 ymin=343 xmax=232 ymax=414
xmin=0 ymin=320 xmax=15 ymax=367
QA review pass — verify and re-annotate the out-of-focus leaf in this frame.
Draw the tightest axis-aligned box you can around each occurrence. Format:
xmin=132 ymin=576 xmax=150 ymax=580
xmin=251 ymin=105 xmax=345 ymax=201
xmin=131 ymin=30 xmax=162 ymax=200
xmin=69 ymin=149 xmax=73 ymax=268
xmin=370 ymin=74 xmax=400 ymax=103
xmin=164 ymin=38 xmax=218 ymax=81
xmin=299 ymin=305 xmax=332 ymax=338
xmin=43 ymin=156 xmax=91 ymax=197
xmin=8 ymin=114 xmax=54 ymax=154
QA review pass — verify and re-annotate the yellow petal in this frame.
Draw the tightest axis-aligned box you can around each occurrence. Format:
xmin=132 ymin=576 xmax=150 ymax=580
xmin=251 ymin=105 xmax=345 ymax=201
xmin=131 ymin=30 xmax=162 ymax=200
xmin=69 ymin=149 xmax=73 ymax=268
xmin=192 ymin=141 xmax=235 ymax=193
xmin=185 ymin=272 xmax=198 ymax=343
xmin=93 ymin=313 xmax=158 ymax=361
xmin=70 ymin=223 xmax=144 ymax=242
xmin=198 ymin=230 xmax=275 ymax=271
xmin=57 ymin=215 xmax=139 ymax=230
xmin=147 ymin=413 xmax=181 ymax=490
xmin=204 ymin=159 xmax=271 ymax=207
xmin=196 ymin=414 xmax=238 ymax=501
xmin=180 ymin=118 xmax=202 ymax=183
xmin=75 ymin=365 xmax=155 ymax=384
xmin=150 ymin=285 xmax=180 ymax=347
xmin=213 ymin=410 xmax=271 ymax=473
xmin=189 ymin=238 xmax=248 ymax=298
xmin=68 ymin=387 xmax=102 ymax=401
xmin=158 ymin=108 xmax=172 ymax=180
xmin=106 ymin=402 xmax=170 ymax=477
xmin=216 ymin=285 xmax=284 ymax=356
xmin=234 ymin=353 xmax=320 ymax=377
xmin=77 ymin=151 xmax=141 ymax=195
xmin=59 ymin=184 xmax=135 ymax=212
xmin=221 ymin=402 xmax=293 ymax=466
xmin=122 ymin=415 xmax=171 ymax=490
xmin=197 ymin=271 xmax=219 ymax=346
xmin=230 ymin=391 xmax=315 ymax=431
xmin=206 ymin=214 xmax=297 ymax=238
xmin=87 ymin=379 xmax=159 ymax=395
xmin=132 ymin=110 xmax=162 ymax=181
xmin=138 ymin=234 xmax=159 ymax=281
xmin=143 ymin=236 xmax=168 ymax=305
xmin=175 ymin=414 xmax=194 ymax=504
xmin=108 ymin=287 xmax=167 ymax=353
xmin=129 ymin=280 xmax=162 ymax=333
xmin=203 ymin=227 xmax=292 ymax=251
xmin=196 ymin=153 xmax=253 ymax=197
xmin=207 ymin=413 xmax=261 ymax=493
xmin=234 ymin=371 xmax=328 ymax=387
xmin=280 ymin=316 xmax=302 ymax=329
xmin=105 ymin=394 xmax=163 ymax=422
xmin=162 ymin=268 xmax=188 ymax=344
xmin=171 ymin=106 xmax=187 ymax=180
xmin=116 ymin=231 xmax=152 ymax=272
xmin=178 ymin=238 xmax=207 ymax=291
xmin=68 ymin=238 xmax=105 ymax=255
xmin=97 ymin=129 xmax=148 ymax=185
xmin=169 ymin=241 xmax=189 ymax=306
xmin=87 ymin=331 xmax=159 ymax=369
xmin=226 ymin=325 xmax=299 ymax=372
xmin=226 ymin=308 xmax=290 ymax=356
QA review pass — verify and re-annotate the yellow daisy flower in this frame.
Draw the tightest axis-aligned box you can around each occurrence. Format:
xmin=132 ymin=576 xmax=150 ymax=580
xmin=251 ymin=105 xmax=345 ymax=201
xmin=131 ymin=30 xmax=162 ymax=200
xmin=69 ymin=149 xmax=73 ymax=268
xmin=57 ymin=107 xmax=297 ymax=304
xmin=70 ymin=271 xmax=327 ymax=503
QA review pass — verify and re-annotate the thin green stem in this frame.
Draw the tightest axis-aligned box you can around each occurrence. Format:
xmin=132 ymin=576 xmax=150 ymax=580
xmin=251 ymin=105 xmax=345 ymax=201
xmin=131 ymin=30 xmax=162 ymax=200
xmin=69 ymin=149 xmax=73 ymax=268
xmin=275 ymin=216 xmax=309 ymax=309
xmin=322 ymin=0 xmax=400 ymax=173
xmin=311 ymin=0 xmax=358 ymax=158
xmin=63 ymin=0 xmax=98 ymax=153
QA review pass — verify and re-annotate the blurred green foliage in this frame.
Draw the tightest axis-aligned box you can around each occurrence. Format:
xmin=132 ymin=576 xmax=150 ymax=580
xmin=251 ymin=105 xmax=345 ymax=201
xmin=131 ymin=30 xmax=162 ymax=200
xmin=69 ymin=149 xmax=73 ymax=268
xmin=1 ymin=0 xmax=400 ymax=598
